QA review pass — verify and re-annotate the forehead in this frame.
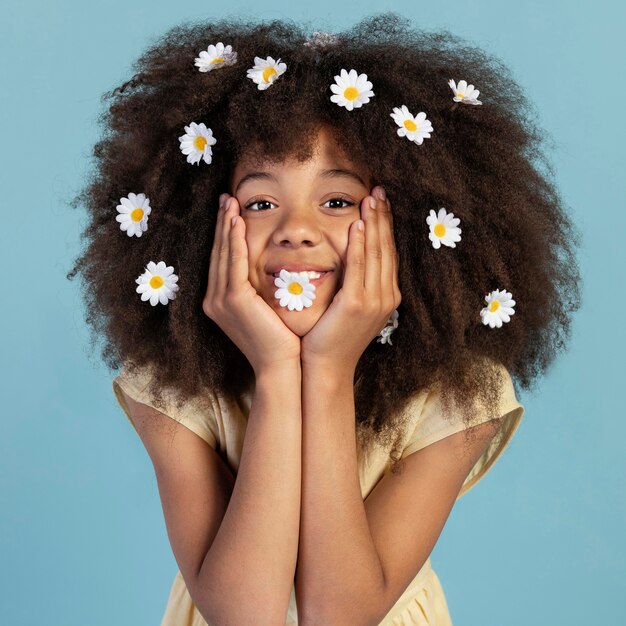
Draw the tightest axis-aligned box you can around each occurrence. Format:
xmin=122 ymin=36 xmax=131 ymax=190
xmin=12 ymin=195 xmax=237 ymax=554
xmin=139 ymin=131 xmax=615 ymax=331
xmin=231 ymin=126 xmax=369 ymax=183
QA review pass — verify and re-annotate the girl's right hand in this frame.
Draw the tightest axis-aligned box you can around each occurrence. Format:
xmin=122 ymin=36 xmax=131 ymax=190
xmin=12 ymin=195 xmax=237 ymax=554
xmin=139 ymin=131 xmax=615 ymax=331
xmin=202 ymin=194 xmax=301 ymax=374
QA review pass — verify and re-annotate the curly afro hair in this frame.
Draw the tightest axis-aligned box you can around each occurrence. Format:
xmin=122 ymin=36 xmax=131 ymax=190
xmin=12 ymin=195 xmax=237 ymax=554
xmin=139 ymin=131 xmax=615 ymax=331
xmin=67 ymin=12 xmax=582 ymax=470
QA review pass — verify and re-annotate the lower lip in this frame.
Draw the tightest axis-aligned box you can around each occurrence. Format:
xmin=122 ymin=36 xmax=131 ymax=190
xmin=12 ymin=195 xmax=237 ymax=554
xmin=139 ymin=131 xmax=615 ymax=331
xmin=267 ymin=271 xmax=332 ymax=286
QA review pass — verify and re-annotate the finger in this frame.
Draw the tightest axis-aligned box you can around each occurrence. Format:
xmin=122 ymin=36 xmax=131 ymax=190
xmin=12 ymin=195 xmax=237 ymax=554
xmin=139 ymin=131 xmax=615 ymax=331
xmin=343 ymin=218 xmax=366 ymax=299
xmin=375 ymin=187 xmax=396 ymax=305
xmin=207 ymin=193 xmax=229 ymax=301
xmin=228 ymin=198 xmax=248 ymax=289
xmin=387 ymin=201 xmax=401 ymax=307
xmin=217 ymin=197 xmax=234 ymax=295
xmin=363 ymin=193 xmax=382 ymax=296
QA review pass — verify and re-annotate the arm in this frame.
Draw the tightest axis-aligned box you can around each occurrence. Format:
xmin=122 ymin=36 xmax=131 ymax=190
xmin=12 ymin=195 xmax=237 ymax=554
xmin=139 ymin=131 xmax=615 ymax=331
xmin=295 ymin=362 xmax=384 ymax=625
xmin=196 ymin=361 xmax=302 ymax=625
xmin=295 ymin=361 xmax=506 ymax=626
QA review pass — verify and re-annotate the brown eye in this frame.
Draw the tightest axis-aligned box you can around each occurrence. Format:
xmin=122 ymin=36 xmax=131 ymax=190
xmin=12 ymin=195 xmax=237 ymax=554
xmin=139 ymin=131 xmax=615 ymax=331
xmin=323 ymin=197 xmax=354 ymax=209
xmin=244 ymin=199 xmax=277 ymax=211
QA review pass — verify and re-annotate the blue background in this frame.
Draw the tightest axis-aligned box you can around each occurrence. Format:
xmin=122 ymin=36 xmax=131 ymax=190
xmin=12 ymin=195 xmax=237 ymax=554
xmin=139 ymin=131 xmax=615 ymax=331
xmin=1 ymin=1 xmax=623 ymax=624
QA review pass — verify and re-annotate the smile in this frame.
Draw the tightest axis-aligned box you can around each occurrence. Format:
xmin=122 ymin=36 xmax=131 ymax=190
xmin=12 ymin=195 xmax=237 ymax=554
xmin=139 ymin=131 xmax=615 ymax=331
xmin=267 ymin=270 xmax=333 ymax=286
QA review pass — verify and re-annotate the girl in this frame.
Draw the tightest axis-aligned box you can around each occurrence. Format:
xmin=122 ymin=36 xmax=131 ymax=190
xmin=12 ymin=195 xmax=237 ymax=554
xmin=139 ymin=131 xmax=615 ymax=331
xmin=67 ymin=13 xmax=581 ymax=625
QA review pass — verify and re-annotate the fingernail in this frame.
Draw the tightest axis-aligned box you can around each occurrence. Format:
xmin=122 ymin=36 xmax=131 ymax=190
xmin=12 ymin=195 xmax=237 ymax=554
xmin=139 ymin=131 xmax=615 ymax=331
xmin=369 ymin=196 xmax=376 ymax=209
xmin=377 ymin=187 xmax=386 ymax=201
xmin=219 ymin=194 xmax=227 ymax=208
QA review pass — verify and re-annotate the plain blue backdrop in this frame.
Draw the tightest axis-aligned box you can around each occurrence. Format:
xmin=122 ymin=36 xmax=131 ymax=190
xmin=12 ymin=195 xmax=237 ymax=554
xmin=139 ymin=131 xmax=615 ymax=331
xmin=1 ymin=1 xmax=623 ymax=624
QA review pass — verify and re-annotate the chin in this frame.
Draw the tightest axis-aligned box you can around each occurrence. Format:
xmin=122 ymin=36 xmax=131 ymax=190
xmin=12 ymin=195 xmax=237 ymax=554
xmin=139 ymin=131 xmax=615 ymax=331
xmin=275 ymin=304 xmax=327 ymax=337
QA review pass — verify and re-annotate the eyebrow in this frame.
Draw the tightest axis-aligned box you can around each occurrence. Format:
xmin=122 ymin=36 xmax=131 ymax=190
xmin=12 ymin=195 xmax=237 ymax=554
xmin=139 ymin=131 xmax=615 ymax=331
xmin=234 ymin=168 xmax=366 ymax=194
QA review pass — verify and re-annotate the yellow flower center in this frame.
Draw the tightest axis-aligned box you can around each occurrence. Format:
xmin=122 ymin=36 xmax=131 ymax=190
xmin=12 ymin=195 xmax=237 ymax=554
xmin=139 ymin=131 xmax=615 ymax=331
xmin=131 ymin=208 xmax=144 ymax=222
xmin=489 ymin=300 xmax=500 ymax=312
xmin=262 ymin=67 xmax=277 ymax=82
xmin=150 ymin=276 xmax=164 ymax=289
xmin=288 ymin=283 xmax=303 ymax=295
xmin=343 ymin=86 xmax=359 ymax=101
xmin=211 ymin=56 xmax=225 ymax=64
xmin=403 ymin=119 xmax=417 ymax=132
xmin=194 ymin=136 xmax=207 ymax=151
xmin=457 ymin=92 xmax=464 ymax=99
xmin=434 ymin=223 xmax=446 ymax=238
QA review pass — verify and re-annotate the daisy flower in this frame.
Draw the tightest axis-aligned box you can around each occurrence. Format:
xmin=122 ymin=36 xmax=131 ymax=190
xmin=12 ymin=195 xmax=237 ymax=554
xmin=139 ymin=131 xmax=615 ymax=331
xmin=303 ymin=31 xmax=339 ymax=49
xmin=246 ymin=56 xmax=287 ymax=90
xmin=390 ymin=105 xmax=433 ymax=145
xmin=377 ymin=309 xmax=399 ymax=345
xmin=135 ymin=261 xmax=179 ymax=306
xmin=448 ymin=79 xmax=482 ymax=105
xmin=194 ymin=42 xmax=237 ymax=72
xmin=178 ymin=122 xmax=217 ymax=165
xmin=330 ymin=69 xmax=374 ymax=111
xmin=480 ymin=289 xmax=516 ymax=328
xmin=426 ymin=208 xmax=462 ymax=249
xmin=116 ymin=193 xmax=151 ymax=237
xmin=273 ymin=269 xmax=317 ymax=311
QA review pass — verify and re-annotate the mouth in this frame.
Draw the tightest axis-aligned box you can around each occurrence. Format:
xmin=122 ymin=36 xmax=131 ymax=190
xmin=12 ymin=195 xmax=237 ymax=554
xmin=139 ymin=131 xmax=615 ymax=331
xmin=266 ymin=270 xmax=333 ymax=286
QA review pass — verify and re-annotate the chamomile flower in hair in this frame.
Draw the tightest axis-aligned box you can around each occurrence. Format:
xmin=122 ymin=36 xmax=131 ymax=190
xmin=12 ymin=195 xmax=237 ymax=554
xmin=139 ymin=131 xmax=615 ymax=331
xmin=377 ymin=309 xmax=399 ymax=345
xmin=273 ymin=270 xmax=317 ymax=311
xmin=480 ymin=289 xmax=516 ymax=328
xmin=426 ymin=208 xmax=462 ymax=249
xmin=390 ymin=106 xmax=433 ymax=145
xmin=136 ymin=261 xmax=179 ymax=306
xmin=448 ymin=79 xmax=482 ymax=105
xmin=178 ymin=122 xmax=217 ymax=165
xmin=194 ymin=42 xmax=237 ymax=72
xmin=330 ymin=69 xmax=374 ymax=110
xmin=246 ymin=56 xmax=287 ymax=90
xmin=116 ymin=193 xmax=151 ymax=237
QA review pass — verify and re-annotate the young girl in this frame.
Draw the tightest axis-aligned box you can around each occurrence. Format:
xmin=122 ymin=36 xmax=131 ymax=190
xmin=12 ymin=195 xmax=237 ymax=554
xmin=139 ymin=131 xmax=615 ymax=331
xmin=68 ymin=12 xmax=581 ymax=625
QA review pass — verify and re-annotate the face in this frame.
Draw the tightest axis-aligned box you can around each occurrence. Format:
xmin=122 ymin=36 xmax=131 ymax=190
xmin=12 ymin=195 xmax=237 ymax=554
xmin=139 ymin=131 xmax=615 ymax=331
xmin=230 ymin=127 xmax=372 ymax=337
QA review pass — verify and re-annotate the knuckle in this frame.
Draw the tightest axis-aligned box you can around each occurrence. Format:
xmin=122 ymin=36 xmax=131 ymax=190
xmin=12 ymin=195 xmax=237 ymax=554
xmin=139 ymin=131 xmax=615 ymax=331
xmin=224 ymin=289 xmax=243 ymax=309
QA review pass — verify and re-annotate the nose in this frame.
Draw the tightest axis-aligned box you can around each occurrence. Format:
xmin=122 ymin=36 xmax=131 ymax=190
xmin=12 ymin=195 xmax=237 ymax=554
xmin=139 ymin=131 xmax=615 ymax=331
xmin=271 ymin=203 xmax=322 ymax=247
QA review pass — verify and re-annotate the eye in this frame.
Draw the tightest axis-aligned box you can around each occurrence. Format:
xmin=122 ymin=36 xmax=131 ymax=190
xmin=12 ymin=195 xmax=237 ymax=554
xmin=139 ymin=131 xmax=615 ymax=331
xmin=323 ymin=196 xmax=355 ymax=210
xmin=244 ymin=199 xmax=277 ymax=211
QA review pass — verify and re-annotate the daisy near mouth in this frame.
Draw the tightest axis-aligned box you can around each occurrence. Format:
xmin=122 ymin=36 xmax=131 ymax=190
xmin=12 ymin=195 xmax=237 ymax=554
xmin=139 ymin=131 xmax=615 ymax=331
xmin=273 ymin=269 xmax=317 ymax=311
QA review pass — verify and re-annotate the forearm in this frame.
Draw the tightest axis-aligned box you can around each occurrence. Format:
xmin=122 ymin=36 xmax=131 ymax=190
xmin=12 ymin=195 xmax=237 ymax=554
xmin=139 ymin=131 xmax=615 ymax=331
xmin=198 ymin=362 xmax=302 ymax=625
xmin=296 ymin=363 xmax=385 ymax=624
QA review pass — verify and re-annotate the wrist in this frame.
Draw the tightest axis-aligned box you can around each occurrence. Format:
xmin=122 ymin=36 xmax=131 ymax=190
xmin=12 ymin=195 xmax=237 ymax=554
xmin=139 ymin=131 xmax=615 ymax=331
xmin=253 ymin=358 xmax=302 ymax=386
xmin=301 ymin=358 xmax=356 ymax=388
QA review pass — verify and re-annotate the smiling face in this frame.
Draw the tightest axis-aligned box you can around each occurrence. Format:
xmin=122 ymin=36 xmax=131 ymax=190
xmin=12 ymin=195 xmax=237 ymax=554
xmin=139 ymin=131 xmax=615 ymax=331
xmin=230 ymin=126 xmax=372 ymax=337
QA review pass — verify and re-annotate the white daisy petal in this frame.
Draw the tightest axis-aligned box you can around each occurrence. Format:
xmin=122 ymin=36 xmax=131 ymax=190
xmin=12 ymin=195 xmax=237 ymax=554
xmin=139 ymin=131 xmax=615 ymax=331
xmin=426 ymin=207 xmax=462 ymax=249
xmin=178 ymin=122 xmax=217 ymax=166
xmin=135 ymin=261 xmax=179 ymax=306
xmin=116 ymin=193 xmax=151 ymax=237
xmin=195 ymin=42 xmax=237 ymax=72
xmin=480 ymin=289 xmax=516 ymax=328
xmin=246 ymin=55 xmax=287 ymax=90
xmin=450 ymin=78 xmax=484 ymax=105
xmin=390 ymin=105 xmax=433 ymax=145
xmin=273 ymin=269 xmax=318 ymax=311
xmin=330 ymin=68 xmax=374 ymax=110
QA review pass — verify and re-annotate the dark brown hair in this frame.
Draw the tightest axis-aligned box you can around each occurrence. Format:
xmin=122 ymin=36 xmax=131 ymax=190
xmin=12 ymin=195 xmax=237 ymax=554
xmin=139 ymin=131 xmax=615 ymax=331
xmin=67 ymin=13 xmax=582 ymax=470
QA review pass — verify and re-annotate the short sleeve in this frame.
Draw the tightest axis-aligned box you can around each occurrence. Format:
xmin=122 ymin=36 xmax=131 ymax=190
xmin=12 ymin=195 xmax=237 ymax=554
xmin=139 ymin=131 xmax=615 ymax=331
xmin=112 ymin=362 xmax=220 ymax=450
xmin=400 ymin=362 xmax=524 ymax=499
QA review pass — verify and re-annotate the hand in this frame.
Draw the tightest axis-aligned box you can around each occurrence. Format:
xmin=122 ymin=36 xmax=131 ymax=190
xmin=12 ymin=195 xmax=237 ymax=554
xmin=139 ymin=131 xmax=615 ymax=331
xmin=202 ymin=194 xmax=301 ymax=374
xmin=300 ymin=186 xmax=401 ymax=372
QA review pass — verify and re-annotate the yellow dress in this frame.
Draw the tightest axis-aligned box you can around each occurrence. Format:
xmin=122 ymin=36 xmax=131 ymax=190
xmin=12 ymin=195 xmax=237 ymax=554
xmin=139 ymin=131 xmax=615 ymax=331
xmin=113 ymin=360 xmax=524 ymax=626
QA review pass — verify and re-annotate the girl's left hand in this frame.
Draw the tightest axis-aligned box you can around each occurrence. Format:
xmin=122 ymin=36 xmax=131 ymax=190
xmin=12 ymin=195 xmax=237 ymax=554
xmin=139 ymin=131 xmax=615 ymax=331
xmin=300 ymin=186 xmax=402 ymax=373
